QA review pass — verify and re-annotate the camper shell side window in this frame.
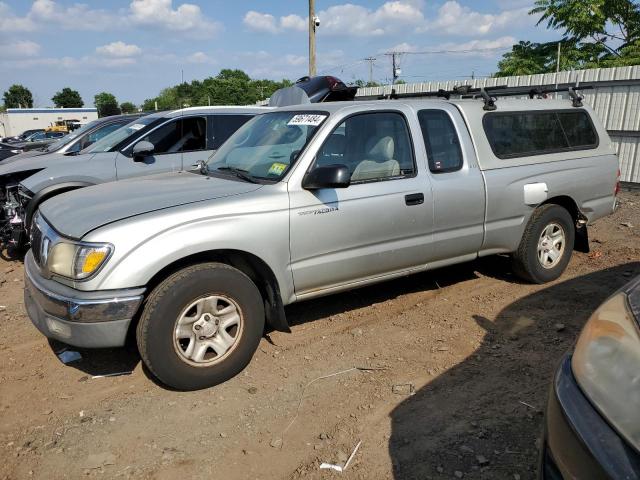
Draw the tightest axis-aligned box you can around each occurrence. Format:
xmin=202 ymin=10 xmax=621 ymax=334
xmin=482 ymin=109 xmax=599 ymax=160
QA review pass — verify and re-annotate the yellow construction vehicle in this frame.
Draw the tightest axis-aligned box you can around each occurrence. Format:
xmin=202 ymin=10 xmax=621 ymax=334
xmin=45 ymin=119 xmax=81 ymax=133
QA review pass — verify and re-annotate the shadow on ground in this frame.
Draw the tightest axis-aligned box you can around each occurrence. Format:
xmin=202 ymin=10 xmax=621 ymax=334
xmin=388 ymin=262 xmax=640 ymax=480
xmin=48 ymin=339 xmax=140 ymax=377
xmin=285 ymin=261 xmax=482 ymax=327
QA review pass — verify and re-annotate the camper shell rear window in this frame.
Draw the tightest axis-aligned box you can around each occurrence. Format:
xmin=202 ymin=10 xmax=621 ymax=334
xmin=483 ymin=109 xmax=599 ymax=159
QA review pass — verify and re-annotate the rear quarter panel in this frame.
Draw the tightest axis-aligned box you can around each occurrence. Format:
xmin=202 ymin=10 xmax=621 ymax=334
xmin=453 ymin=100 xmax=618 ymax=254
xmin=481 ymin=153 xmax=618 ymax=254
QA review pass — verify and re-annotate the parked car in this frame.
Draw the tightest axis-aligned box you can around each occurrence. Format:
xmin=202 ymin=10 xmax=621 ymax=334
xmin=1 ymin=129 xmax=45 ymax=144
xmin=0 ymin=106 xmax=264 ymax=250
xmin=9 ymin=113 xmax=146 ymax=160
xmin=0 ymin=131 xmax=66 ymax=162
xmin=22 ymin=89 xmax=619 ymax=390
xmin=540 ymin=275 xmax=640 ymax=479
xmin=2 ymin=131 xmax=66 ymax=156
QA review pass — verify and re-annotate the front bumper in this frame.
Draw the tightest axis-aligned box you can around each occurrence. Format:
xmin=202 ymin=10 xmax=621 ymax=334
xmin=24 ymin=251 xmax=145 ymax=348
xmin=541 ymin=355 xmax=640 ymax=479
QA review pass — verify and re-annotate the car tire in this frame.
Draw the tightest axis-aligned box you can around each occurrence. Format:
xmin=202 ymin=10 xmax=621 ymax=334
xmin=511 ymin=204 xmax=575 ymax=284
xmin=136 ymin=262 xmax=265 ymax=390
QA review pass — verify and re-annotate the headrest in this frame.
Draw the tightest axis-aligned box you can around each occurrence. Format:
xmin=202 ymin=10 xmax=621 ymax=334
xmin=366 ymin=136 xmax=394 ymax=161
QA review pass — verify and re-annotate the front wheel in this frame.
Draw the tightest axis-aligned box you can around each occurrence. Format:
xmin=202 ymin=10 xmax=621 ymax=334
xmin=511 ymin=204 xmax=575 ymax=284
xmin=137 ymin=263 xmax=265 ymax=390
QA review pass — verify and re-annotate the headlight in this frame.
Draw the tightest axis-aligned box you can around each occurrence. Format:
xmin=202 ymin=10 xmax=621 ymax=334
xmin=48 ymin=242 xmax=112 ymax=280
xmin=10 ymin=149 xmax=22 ymax=154
xmin=572 ymin=288 xmax=640 ymax=450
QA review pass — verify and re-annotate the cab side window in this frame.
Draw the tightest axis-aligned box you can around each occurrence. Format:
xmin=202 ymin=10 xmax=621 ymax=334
xmin=418 ymin=110 xmax=463 ymax=173
xmin=316 ymin=112 xmax=415 ymax=182
xmin=140 ymin=116 xmax=207 ymax=154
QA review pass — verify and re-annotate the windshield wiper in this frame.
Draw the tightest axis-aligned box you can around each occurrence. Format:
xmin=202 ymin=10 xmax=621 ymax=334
xmin=215 ymin=166 xmax=260 ymax=184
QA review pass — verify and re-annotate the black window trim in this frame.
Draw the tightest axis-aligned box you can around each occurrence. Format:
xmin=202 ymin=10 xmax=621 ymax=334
xmin=482 ymin=108 xmax=600 ymax=160
xmin=417 ymin=108 xmax=464 ymax=174
xmin=309 ymin=109 xmax=418 ymax=185
xmin=209 ymin=113 xmax=255 ymax=150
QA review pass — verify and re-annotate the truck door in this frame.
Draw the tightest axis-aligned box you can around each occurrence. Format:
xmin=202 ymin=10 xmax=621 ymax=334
xmin=289 ymin=110 xmax=434 ymax=296
xmin=416 ymin=107 xmax=486 ymax=265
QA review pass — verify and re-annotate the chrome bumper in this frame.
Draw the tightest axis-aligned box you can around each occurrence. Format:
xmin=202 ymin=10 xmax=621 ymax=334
xmin=24 ymin=252 xmax=145 ymax=348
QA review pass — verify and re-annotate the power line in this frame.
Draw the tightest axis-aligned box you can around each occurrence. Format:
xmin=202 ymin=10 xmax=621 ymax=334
xmin=317 ymin=59 xmax=367 ymax=75
xmin=385 ymin=46 xmax=511 ymax=55
xmin=316 ymin=45 xmax=511 ymax=84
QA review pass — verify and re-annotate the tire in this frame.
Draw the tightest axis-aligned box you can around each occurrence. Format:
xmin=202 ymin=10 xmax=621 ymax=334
xmin=511 ymin=204 xmax=575 ymax=284
xmin=136 ymin=262 xmax=265 ymax=390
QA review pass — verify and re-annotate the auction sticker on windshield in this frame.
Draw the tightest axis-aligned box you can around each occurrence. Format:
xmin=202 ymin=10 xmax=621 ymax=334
xmin=128 ymin=124 xmax=146 ymax=131
xmin=268 ymin=162 xmax=287 ymax=176
xmin=287 ymin=114 xmax=327 ymax=126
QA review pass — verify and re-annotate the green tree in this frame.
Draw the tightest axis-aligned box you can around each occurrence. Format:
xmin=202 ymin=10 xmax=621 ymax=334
xmin=496 ymin=0 xmax=640 ymax=76
xmin=52 ymin=87 xmax=84 ymax=108
xmin=3 ymin=84 xmax=33 ymax=108
xmin=531 ymin=0 xmax=640 ymax=53
xmin=354 ymin=80 xmax=382 ymax=87
xmin=216 ymin=69 xmax=252 ymax=82
xmin=141 ymin=70 xmax=293 ymax=109
xmin=120 ymin=101 xmax=137 ymax=113
xmin=94 ymin=92 xmax=120 ymax=117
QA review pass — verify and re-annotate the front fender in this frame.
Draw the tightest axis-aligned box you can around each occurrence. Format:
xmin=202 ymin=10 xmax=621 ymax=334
xmin=80 ymin=197 xmax=295 ymax=304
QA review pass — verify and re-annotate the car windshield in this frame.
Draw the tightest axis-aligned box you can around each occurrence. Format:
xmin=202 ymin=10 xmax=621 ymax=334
xmin=44 ymin=119 xmax=101 ymax=152
xmin=85 ymin=116 xmax=159 ymax=153
xmin=26 ymin=132 xmax=43 ymax=141
xmin=207 ymin=111 xmax=328 ymax=181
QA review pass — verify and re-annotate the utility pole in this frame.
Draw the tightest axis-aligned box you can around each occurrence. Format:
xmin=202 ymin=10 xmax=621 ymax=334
xmin=555 ymin=42 xmax=561 ymax=95
xmin=384 ymin=52 xmax=401 ymax=84
xmin=365 ymin=57 xmax=375 ymax=85
xmin=392 ymin=53 xmax=398 ymax=84
xmin=309 ymin=0 xmax=316 ymax=76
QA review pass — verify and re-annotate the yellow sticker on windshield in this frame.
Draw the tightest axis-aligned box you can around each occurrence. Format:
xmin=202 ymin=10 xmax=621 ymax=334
xmin=268 ymin=162 xmax=287 ymax=176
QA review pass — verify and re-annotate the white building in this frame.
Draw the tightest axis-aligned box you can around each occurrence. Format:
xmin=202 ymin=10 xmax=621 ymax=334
xmin=0 ymin=107 xmax=98 ymax=138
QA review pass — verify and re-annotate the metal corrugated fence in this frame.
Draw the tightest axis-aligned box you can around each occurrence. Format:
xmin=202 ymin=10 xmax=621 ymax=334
xmin=356 ymin=66 xmax=640 ymax=183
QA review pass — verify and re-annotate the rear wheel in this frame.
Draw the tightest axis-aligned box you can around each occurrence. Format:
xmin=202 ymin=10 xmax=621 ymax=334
xmin=512 ymin=204 xmax=575 ymax=284
xmin=137 ymin=263 xmax=265 ymax=390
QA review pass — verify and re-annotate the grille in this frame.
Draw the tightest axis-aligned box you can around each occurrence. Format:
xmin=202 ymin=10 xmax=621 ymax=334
xmin=31 ymin=222 xmax=43 ymax=266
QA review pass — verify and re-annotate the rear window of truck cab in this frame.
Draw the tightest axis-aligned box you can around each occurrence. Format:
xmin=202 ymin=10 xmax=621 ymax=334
xmin=482 ymin=110 xmax=598 ymax=159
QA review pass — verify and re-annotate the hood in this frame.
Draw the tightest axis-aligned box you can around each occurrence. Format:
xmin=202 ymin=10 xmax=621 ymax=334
xmin=39 ymin=171 xmax=263 ymax=239
xmin=0 ymin=152 xmax=86 ymax=174
xmin=8 ymin=148 xmax=43 ymax=159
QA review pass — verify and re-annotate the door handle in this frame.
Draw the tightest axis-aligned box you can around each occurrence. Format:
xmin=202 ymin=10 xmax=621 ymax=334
xmin=405 ymin=193 xmax=424 ymax=206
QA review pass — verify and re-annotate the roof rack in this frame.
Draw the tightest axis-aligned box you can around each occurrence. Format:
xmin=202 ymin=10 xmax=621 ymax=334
xmin=468 ymin=84 xmax=593 ymax=110
xmin=374 ymin=83 xmax=592 ymax=110
xmin=379 ymin=84 xmax=508 ymax=101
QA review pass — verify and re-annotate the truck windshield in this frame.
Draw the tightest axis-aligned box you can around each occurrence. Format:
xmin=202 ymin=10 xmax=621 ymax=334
xmin=207 ymin=111 xmax=328 ymax=181
xmin=85 ymin=116 xmax=160 ymax=153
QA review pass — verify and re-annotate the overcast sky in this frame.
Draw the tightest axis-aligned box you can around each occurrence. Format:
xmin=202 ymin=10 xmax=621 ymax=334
xmin=0 ymin=0 xmax=559 ymax=106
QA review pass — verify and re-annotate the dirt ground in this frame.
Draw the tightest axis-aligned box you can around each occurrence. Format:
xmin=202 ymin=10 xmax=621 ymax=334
xmin=1 ymin=190 xmax=639 ymax=480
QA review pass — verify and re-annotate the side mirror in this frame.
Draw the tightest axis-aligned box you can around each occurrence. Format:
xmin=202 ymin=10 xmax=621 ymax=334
xmin=302 ymin=164 xmax=350 ymax=190
xmin=132 ymin=140 xmax=154 ymax=161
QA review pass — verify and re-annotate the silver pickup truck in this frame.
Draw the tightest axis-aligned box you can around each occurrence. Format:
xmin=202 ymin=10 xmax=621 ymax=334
xmin=23 ymin=95 xmax=619 ymax=390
